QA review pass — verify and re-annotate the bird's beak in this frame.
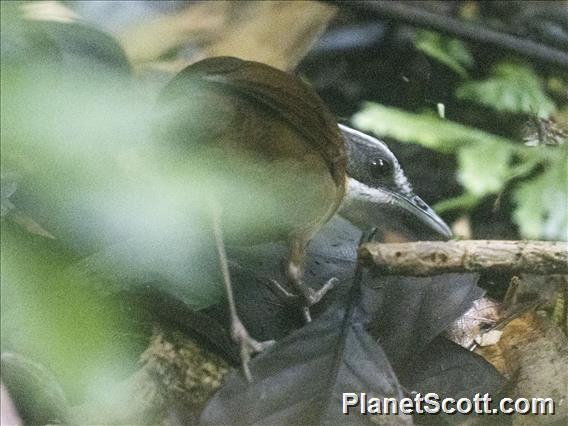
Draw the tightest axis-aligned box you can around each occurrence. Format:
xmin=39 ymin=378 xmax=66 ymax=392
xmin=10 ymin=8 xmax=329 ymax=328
xmin=340 ymin=178 xmax=453 ymax=241
xmin=388 ymin=190 xmax=453 ymax=240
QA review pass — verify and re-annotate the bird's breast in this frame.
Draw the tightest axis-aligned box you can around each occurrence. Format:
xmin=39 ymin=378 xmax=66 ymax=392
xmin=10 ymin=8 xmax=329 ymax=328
xmin=212 ymin=111 xmax=341 ymax=244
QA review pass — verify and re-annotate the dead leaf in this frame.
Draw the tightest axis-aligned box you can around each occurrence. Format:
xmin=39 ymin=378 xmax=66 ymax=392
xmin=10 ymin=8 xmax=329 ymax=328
xmin=476 ymin=311 xmax=568 ymax=424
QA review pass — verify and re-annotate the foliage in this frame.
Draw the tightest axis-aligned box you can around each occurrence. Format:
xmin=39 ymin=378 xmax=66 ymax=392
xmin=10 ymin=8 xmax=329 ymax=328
xmin=353 ymin=63 xmax=567 ymax=240
xmin=415 ymin=30 xmax=474 ymax=78
xmin=353 ymin=103 xmax=515 ymax=153
xmin=1 ymin=3 xmax=566 ymax=423
xmin=513 ymin=155 xmax=567 ymax=240
xmin=201 ymin=299 xmax=410 ymax=425
xmin=0 ymin=13 xmax=229 ymax=404
xmin=456 ymin=141 xmax=514 ymax=196
xmin=456 ymin=63 xmax=557 ymax=117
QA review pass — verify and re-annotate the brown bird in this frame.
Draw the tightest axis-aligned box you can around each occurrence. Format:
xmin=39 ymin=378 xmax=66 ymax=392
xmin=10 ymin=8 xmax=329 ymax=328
xmin=156 ymin=56 xmax=347 ymax=379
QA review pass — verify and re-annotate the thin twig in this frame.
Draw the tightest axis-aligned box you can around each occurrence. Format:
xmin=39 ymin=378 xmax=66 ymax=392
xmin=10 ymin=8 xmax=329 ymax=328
xmin=327 ymin=1 xmax=568 ymax=69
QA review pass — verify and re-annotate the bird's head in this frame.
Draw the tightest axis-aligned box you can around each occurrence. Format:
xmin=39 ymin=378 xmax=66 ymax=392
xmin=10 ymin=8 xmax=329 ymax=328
xmin=339 ymin=124 xmax=452 ymax=241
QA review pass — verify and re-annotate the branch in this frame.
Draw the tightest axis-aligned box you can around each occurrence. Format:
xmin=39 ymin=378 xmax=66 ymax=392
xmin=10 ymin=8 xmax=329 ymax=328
xmin=326 ymin=1 xmax=568 ymax=69
xmin=359 ymin=240 xmax=568 ymax=276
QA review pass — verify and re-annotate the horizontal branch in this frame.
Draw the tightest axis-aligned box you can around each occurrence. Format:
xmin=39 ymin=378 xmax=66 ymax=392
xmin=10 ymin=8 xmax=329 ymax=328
xmin=359 ymin=240 xmax=568 ymax=276
xmin=326 ymin=0 xmax=568 ymax=69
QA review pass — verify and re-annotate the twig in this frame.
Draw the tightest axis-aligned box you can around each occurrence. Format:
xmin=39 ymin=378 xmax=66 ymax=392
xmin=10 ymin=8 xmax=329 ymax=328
xmin=359 ymin=240 xmax=568 ymax=276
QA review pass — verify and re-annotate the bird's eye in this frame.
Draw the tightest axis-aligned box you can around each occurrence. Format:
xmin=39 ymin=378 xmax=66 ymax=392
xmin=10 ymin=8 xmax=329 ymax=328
xmin=369 ymin=158 xmax=391 ymax=179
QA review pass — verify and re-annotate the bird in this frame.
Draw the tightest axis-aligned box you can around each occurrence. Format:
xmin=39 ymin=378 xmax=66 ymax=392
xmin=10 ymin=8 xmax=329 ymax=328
xmin=155 ymin=57 xmax=454 ymax=380
xmin=155 ymin=56 xmax=348 ymax=379
xmin=225 ymin=124 xmax=453 ymax=342
xmin=338 ymin=124 xmax=452 ymax=241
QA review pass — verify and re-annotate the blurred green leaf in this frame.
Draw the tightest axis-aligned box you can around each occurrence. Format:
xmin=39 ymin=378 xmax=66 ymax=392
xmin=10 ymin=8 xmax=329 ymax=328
xmin=457 ymin=142 xmax=513 ymax=196
xmin=1 ymin=226 xmax=142 ymax=400
xmin=0 ymin=16 xmax=241 ymax=403
xmin=1 ymin=352 xmax=70 ymax=424
xmin=415 ymin=30 xmax=473 ymax=78
xmin=433 ymin=193 xmax=481 ymax=214
xmin=513 ymin=153 xmax=568 ymax=240
xmin=456 ymin=62 xmax=557 ymax=117
xmin=353 ymin=103 xmax=516 ymax=153
xmin=67 ymin=228 xmax=225 ymax=312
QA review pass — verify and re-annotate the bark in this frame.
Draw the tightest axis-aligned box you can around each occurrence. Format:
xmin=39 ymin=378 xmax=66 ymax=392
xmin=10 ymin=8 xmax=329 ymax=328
xmin=359 ymin=240 xmax=568 ymax=276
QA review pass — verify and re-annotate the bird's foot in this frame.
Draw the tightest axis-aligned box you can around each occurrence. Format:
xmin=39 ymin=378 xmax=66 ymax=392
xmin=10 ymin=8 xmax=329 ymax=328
xmin=230 ymin=317 xmax=274 ymax=382
xmin=266 ymin=279 xmax=300 ymax=302
xmin=296 ymin=277 xmax=338 ymax=322
xmin=301 ymin=277 xmax=338 ymax=305
xmin=265 ymin=277 xmax=339 ymax=323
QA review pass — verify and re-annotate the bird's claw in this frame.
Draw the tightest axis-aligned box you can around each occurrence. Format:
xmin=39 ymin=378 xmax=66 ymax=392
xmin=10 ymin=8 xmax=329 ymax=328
xmin=302 ymin=277 xmax=338 ymax=305
xmin=266 ymin=277 xmax=339 ymax=323
xmin=231 ymin=318 xmax=274 ymax=382
xmin=266 ymin=279 xmax=300 ymax=301
xmin=300 ymin=277 xmax=338 ymax=322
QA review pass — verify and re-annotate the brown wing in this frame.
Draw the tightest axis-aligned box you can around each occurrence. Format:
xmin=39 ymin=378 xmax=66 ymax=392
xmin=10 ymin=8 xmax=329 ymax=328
xmin=160 ymin=56 xmax=346 ymax=188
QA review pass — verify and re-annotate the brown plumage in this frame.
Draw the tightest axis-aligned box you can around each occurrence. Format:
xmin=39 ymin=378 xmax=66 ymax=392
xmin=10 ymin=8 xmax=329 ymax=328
xmin=160 ymin=56 xmax=346 ymax=187
xmin=157 ymin=56 xmax=347 ymax=379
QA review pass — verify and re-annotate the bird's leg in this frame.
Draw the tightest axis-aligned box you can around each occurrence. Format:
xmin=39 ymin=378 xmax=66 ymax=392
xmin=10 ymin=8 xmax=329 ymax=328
xmin=210 ymin=200 xmax=273 ymax=382
xmin=286 ymin=238 xmax=338 ymax=323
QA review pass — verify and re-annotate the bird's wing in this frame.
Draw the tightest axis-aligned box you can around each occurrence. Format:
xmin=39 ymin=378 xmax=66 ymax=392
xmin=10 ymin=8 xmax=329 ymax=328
xmin=161 ymin=56 xmax=347 ymax=187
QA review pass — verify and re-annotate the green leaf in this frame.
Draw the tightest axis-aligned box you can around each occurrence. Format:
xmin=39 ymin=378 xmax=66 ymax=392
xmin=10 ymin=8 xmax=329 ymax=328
xmin=353 ymin=103 xmax=517 ymax=153
xmin=457 ymin=142 xmax=514 ymax=196
xmin=456 ymin=62 xmax=557 ymax=117
xmin=415 ymin=30 xmax=473 ymax=78
xmin=512 ymin=153 xmax=568 ymax=240
xmin=1 ymin=227 xmax=143 ymax=398
xmin=67 ymin=230 xmax=225 ymax=312
xmin=433 ymin=193 xmax=481 ymax=213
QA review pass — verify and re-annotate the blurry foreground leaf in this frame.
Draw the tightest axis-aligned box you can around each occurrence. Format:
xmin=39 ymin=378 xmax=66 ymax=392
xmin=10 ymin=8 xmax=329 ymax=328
xmin=21 ymin=0 xmax=79 ymax=23
xmin=1 ymin=352 xmax=70 ymax=425
xmin=1 ymin=14 xmax=151 ymax=406
xmin=1 ymin=226 xmax=142 ymax=401
xmin=0 ymin=173 xmax=17 ymax=218
xmin=456 ymin=62 xmax=557 ymax=117
xmin=67 ymin=227 xmax=224 ymax=312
